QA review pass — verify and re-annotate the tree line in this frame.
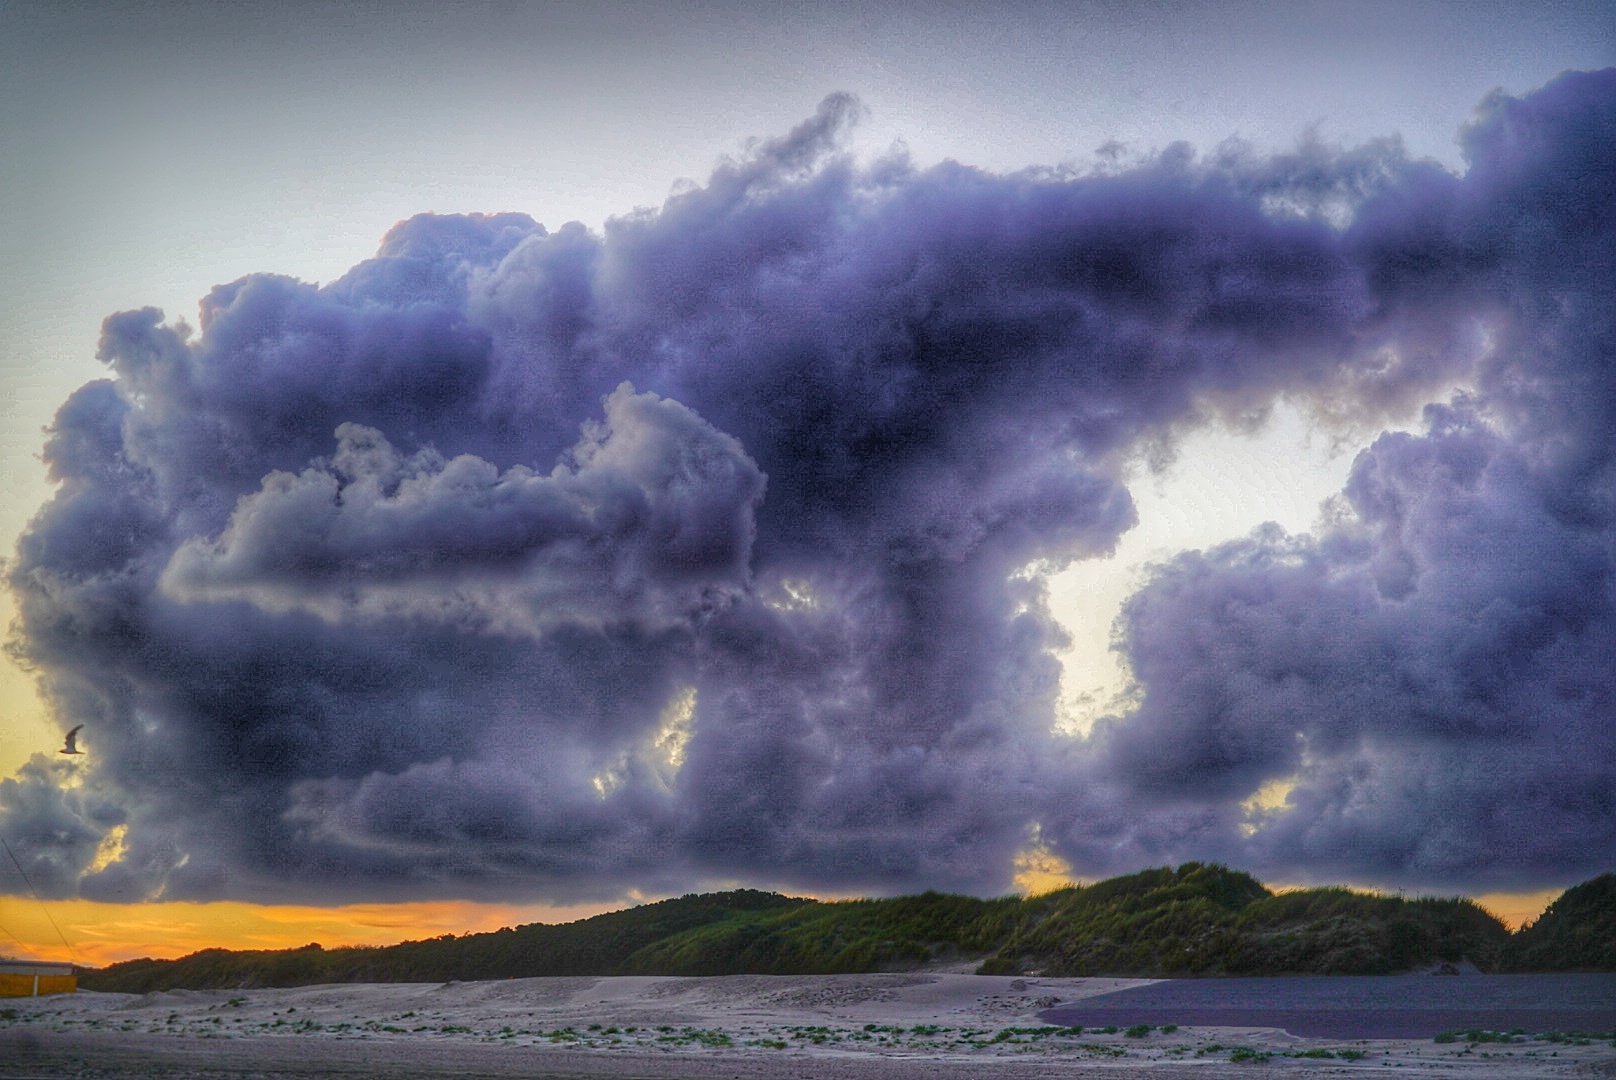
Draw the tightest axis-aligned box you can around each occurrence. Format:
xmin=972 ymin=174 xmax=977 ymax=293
xmin=77 ymin=865 xmax=1616 ymax=992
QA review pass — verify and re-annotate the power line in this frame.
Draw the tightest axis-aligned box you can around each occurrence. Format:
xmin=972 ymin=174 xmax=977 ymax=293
xmin=0 ymin=912 xmax=38 ymax=958
xmin=0 ymin=848 xmax=39 ymax=958
xmin=0 ymin=835 xmax=77 ymax=966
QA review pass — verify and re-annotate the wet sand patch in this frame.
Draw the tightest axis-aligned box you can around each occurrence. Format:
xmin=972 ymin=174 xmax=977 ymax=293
xmin=1040 ymin=973 xmax=1616 ymax=1039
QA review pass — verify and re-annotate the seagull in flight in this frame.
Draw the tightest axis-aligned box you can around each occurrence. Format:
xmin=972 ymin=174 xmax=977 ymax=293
xmin=59 ymin=725 xmax=84 ymax=755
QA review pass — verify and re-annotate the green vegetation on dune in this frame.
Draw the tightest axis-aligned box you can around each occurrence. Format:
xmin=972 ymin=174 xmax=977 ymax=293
xmin=980 ymin=863 xmax=1272 ymax=976
xmin=983 ymin=866 xmax=1510 ymax=977
xmin=81 ymin=889 xmax=808 ymax=992
xmin=1229 ymin=889 xmax=1509 ymax=975
xmin=76 ymin=865 xmax=1614 ymax=992
xmin=623 ymin=891 xmax=1024 ymax=975
xmin=1503 ymin=873 xmax=1616 ymax=972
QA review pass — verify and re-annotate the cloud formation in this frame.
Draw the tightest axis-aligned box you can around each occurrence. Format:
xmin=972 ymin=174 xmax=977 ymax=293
xmin=5 ymin=73 xmax=1615 ymax=904
xmin=161 ymin=385 xmax=765 ymax=635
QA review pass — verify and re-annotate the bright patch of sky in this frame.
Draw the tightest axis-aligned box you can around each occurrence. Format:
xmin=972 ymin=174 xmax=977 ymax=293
xmin=1052 ymin=398 xmax=1427 ymax=735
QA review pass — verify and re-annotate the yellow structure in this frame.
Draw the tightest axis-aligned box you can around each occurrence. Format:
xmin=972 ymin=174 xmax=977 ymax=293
xmin=0 ymin=959 xmax=75 ymax=997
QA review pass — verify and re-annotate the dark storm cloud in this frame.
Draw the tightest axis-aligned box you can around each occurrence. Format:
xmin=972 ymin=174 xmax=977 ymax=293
xmin=1046 ymin=69 xmax=1616 ymax=892
xmin=5 ymin=73 xmax=1615 ymax=903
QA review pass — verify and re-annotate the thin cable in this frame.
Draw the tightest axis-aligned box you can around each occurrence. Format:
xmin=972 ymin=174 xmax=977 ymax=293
xmin=0 ymin=913 xmax=38 ymax=958
xmin=0 ymin=835 xmax=77 ymax=966
xmin=0 ymin=852 xmax=37 ymax=956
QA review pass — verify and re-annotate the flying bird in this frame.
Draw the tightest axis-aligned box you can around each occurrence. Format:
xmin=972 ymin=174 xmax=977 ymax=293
xmin=59 ymin=724 xmax=84 ymax=755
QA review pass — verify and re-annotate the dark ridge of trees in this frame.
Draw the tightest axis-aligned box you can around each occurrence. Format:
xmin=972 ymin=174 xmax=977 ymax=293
xmin=80 ymin=888 xmax=808 ymax=993
xmin=1503 ymin=872 xmax=1616 ymax=972
xmin=76 ymin=865 xmax=1614 ymax=993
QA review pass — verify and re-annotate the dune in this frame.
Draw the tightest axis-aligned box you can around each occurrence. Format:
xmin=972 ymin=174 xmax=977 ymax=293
xmin=2 ymin=972 xmax=1613 ymax=1077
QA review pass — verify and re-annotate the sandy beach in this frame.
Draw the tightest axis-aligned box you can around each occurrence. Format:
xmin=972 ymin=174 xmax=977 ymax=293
xmin=3 ymin=972 xmax=1615 ymax=1078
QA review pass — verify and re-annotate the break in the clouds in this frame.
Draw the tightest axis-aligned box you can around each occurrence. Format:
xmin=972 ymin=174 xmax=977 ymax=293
xmin=4 ymin=73 xmax=1614 ymax=904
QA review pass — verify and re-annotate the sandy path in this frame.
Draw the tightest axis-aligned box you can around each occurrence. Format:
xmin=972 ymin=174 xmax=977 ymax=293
xmin=2 ymin=973 xmax=1613 ymax=1078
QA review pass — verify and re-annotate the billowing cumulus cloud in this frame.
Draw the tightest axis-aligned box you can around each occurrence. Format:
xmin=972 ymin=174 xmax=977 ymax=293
xmin=160 ymin=384 xmax=765 ymax=635
xmin=5 ymin=73 xmax=1614 ymax=904
xmin=1047 ymin=69 xmax=1616 ymax=893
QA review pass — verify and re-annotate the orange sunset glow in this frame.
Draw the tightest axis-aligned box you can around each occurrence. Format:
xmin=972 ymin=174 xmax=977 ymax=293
xmin=1 ymin=885 xmax=1557 ymax=970
xmin=0 ymin=897 xmax=617 ymax=969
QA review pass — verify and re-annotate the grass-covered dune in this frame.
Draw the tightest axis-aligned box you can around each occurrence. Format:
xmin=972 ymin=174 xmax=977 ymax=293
xmin=76 ymin=864 xmax=1613 ymax=992
xmin=79 ymin=888 xmax=809 ymax=993
xmin=1504 ymin=872 xmax=1616 ymax=972
xmin=979 ymin=865 xmax=1509 ymax=976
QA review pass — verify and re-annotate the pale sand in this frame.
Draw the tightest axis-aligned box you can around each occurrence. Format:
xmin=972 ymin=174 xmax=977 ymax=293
xmin=2 ymin=973 xmax=1613 ymax=1078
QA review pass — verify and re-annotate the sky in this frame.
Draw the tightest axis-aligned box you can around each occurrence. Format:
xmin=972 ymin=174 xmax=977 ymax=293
xmin=1 ymin=0 xmax=1614 ymax=966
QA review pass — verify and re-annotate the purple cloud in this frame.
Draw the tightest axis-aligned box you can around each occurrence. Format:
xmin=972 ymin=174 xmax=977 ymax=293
xmin=160 ymin=384 xmax=765 ymax=635
xmin=1048 ymin=69 xmax=1616 ymax=893
xmin=5 ymin=71 xmax=1614 ymax=904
